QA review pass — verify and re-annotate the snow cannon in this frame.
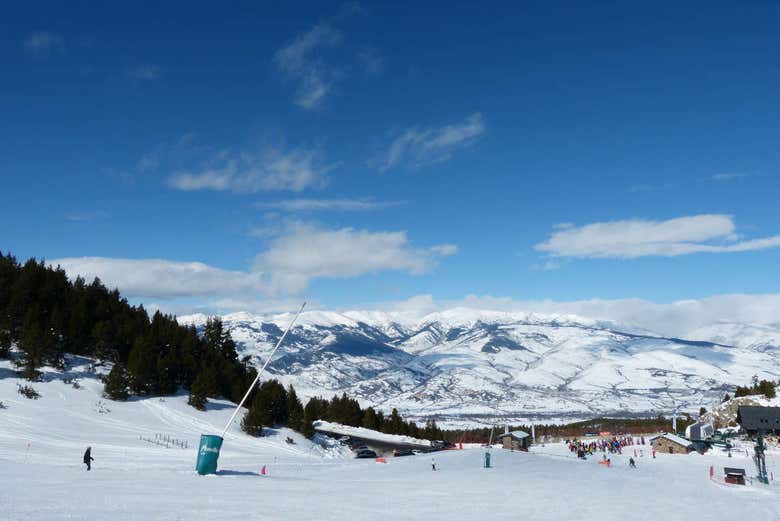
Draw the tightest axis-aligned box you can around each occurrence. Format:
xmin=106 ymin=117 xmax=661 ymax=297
xmin=196 ymin=434 xmax=223 ymax=475
xmin=194 ymin=303 xmax=307 ymax=477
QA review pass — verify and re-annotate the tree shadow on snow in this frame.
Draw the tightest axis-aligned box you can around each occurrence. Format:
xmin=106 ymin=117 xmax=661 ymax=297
xmin=204 ymin=401 xmax=234 ymax=411
xmin=0 ymin=367 xmax=17 ymax=380
xmin=216 ymin=469 xmax=261 ymax=477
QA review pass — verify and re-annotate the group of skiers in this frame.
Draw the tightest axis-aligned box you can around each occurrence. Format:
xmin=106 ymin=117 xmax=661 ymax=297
xmin=567 ymin=435 xmax=649 ymax=462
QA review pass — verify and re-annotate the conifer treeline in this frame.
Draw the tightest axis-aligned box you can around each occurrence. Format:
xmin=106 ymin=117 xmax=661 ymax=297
xmin=0 ymin=252 xmax=256 ymax=403
xmin=731 ymin=375 xmax=777 ymax=400
xmin=240 ymin=381 xmax=445 ymax=440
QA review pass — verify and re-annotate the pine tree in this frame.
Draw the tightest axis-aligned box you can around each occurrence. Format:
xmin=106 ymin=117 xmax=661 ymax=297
xmin=127 ymin=337 xmax=157 ymax=394
xmin=188 ymin=371 xmax=210 ymax=411
xmin=384 ymin=408 xmax=405 ymax=435
xmin=302 ymin=398 xmax=320 ymax=438
xmin=0 ymin=327 xmax=11 ymax=359
xmin=758 ymin=379 xmax=776 ymax=399
xmin=249 ymin=380 xmax=288 ymax=426
xmin=285 ymin=385 xmax=304 ymax=431
xmin=16 ymin=309 xmax=52 ymax=380
xmin=242 ymin=391 xmax=266 ymax=436
xmin=424 ymin=419 xmax=441 ymax=440
xmin=91 ymin=320 xmax=116 ymax=362
xmin=203 ymin=317 xmax=238 ymax=362
xmin=362 ymin=406 xmax=380 ymax=431
xmin=156 ymin=348 xmax=179 ymax=395
xmin=103 ymin=364 xmax=130 ymax=400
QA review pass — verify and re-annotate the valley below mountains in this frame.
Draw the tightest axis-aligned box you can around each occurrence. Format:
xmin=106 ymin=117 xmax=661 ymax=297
xmin=179 ymin=309 xmax=780 ymax=427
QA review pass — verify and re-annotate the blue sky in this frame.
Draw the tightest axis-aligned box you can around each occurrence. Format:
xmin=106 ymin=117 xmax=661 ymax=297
xmin=2 ymin=1 xmax=780 ymax=319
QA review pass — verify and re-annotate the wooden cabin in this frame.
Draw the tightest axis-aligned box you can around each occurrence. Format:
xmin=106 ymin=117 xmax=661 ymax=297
xmin=724 ymin=467 xmax=746 ymax=485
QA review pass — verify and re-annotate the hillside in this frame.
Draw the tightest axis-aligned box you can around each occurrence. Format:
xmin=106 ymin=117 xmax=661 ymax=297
xmin=2 ymin=355 xmax=779 ymax=521
xmin=0 ymin=356 xmax=345 ymax=469
xmin=178 ymin=309 xmax=780 ymax=426
xmin=702 ymin=394 xmax=780 ymax=429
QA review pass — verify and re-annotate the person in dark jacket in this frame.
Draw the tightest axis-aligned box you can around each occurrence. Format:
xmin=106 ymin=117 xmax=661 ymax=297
xmin=83 ymin=447 xmax=94 ymax=471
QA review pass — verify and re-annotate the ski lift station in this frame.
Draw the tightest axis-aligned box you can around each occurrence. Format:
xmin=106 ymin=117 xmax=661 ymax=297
xmin=736 ymin=406 xmax=780 ymax=435
xmin=685 ymin=422 xmax=714 ymax=441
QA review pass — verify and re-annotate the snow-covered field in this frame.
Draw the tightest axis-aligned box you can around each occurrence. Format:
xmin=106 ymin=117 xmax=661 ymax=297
xmin=2 ymin=358 xmax=780 ymax=520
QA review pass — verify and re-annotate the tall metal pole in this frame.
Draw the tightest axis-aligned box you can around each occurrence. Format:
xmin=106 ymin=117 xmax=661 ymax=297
xmin=755 ymin=433 xmax=769 ymax=485
xmin=220 ymin=302 xmax=306 ymax=438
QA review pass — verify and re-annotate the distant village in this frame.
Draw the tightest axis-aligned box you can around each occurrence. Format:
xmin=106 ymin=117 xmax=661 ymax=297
xmin=313 ymin=382 xmax=780 ymax=485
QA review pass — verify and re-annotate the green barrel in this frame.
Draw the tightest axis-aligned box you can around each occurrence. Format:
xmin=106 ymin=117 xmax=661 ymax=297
xmin=196 ymin=434 xmax=223 ymax=475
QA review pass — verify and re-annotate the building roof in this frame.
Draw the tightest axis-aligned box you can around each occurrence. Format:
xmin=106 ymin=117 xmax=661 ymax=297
xmin=737 ymin=406 xmax=780 ymax=431
xmin=497 ymin=430 xmax=530 ymax=440
xmin=650 ymin=432 xmax=693 ymax=448
xmin=685 ymin=422 xmax=714 ymax=439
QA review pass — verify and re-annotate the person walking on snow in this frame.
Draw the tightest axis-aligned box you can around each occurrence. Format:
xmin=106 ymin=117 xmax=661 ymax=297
xmin=83 ymin=447 xmax=94 ymax=471
xmin=431 ymin=457 xmax=436 ymax=471
xmin=629 ymin=457 xmax=636 ymax=468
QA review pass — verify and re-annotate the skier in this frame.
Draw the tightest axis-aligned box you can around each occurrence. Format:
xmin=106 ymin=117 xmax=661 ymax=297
xmin=629 ymin=457 xmax=636 ymax=468
xmin=83 ymin=446 xmax=94 ymax=471
xmin=431 ymin=457 xmax=436 ymax=471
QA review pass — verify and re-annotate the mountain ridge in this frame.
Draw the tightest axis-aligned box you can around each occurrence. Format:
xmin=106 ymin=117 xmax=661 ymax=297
xmin=178 ymin=308 xmax=780 ymax=427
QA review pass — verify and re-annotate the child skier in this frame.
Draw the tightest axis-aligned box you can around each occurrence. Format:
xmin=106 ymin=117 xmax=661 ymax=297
xmin=83 ymin=447 xmax=94 ymax=471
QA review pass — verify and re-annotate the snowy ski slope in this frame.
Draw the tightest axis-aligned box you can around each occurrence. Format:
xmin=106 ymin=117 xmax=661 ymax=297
xmin=2 ymin=357 xmax=780 ymax=520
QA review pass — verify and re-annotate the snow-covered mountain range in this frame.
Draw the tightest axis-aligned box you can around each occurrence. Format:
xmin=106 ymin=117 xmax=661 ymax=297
xmin=178 ymin=308 xmax=780 ymax=426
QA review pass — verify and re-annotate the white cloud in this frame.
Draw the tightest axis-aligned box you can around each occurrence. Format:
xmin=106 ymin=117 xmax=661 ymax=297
xmin=23 ymin=31 xmax=64 ymax=56
xmin=51 ymin=225 xmax=456 ymax=299
xmin=64 ymin=211 xmax=108 ymax=223
xmin=428 ymin=244 xmax=458 ymax=256
xmin=273 ymin=23 xmax=342 ymax=109
xmin=708 ymin=173 xmax=746 ymax=182
xmin=167 ymin=147 xmax=328 ymax=193
xmin=535 ymin=214 xmax=780 ymax=259
xmin=357 ymin=47 xmax=383 ymax=75
xmin=380 ymin=113 xmax=485 ymax=171
xmin=51 ymin=257 xmax=267 ymax=299
xmin=127 ymin=65 xmax=161 ymax=80
xmin=256 ymin=198 xmax=400 ymax=212
xmin=49 ymin=256 xmax=780 ymax=337
xmin=253 ymin=223 xmax=457 ymax=293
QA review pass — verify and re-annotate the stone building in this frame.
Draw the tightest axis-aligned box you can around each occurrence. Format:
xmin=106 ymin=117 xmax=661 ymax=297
xmin=650 ymin=433 xmax=693 ymax=454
